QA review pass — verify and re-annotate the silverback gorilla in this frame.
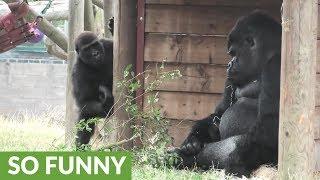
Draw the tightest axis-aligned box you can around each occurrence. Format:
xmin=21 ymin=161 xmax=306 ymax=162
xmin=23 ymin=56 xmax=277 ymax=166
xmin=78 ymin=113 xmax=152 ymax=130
xmin=175 ymin=11 xmax=281 ymax=177
xmin=72 ymin=32 xmax=114 ymax=149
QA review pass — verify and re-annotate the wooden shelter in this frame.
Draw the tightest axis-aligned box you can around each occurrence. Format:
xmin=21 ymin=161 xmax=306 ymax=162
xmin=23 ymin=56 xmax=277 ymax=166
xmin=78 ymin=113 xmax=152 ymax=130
xmin=134 ymin=0 xmax=319 ymax=177
xmin=63 ymin=0 xmax=319 ymax=178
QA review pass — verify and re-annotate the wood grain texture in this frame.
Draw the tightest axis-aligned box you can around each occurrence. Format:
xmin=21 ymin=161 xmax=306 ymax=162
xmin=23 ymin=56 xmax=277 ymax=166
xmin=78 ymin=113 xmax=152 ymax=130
xmin=315 ymin=109 xmax=320 ymax=140
xmin=145 ymin=4 xmax=320 ymax=36
xmin=144 ymin=62 xmax=227 ymax=93
xmin=144 ymin=91 xmax=222 ymax=120
xmin=146 ymin=0 xmax=282 ymax=7
xmin=278 ymin=0 xmax=317 ymax=178
xmin=145 ymin=34 xmax=320 ymax=74
xmin=113 ymin=0 xmax=137 ymax=148
xmin=145 ymin=5 xmax=280 ymax=34
xmin=168 ymin=119 xmax=195 ymax=146
xmin=317 ymin=40 xmax=320 ymax=73
xmin=316 ymin=140 xmax=320 ymax=171
xmin=65 ymin=0 xmax=84 ymax=146
xmin=144 ymin=33 xmax=229 ymax=64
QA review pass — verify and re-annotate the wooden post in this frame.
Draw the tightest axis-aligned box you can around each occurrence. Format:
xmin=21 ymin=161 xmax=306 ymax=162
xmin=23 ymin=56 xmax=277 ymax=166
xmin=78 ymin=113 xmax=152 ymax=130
xmin=279 ymin=0 xmax=318 ymax=179
xmin=103 ymin=0 xmax=113 ymax=38
xmin=92 ymin=4 xmax=106 ymax=37
xmin=84 ymin=0 xmax=95 ymax=32
xmin=65 ymin=0 xmax=84 ymax=146
xmin=93 ymin=0 xmax=104 ymax=9
xmin=44 ymin=11 xmax=69 ymax=21
xmin=27 ymin=8 xmax=68 ymax=52
xmin=113 ymin=0 xmax=137 ymax=149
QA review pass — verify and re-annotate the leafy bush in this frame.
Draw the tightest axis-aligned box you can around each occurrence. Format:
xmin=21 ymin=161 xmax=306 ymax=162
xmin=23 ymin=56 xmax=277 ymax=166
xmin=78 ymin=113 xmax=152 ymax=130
xmin=75 ymin=61 xmax=182 ymax=167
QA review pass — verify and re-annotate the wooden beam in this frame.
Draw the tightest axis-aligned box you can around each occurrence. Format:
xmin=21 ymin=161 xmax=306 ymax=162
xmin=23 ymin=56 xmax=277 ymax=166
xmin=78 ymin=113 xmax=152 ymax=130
xmin=93 ymin=0 xmax=104 ymax=9
xmin=279 ymin=0 xmax=317 ymax=178
xmin=2 ymin=0 xmax=68 ymax=52
xmin=113 ymin=0 xmax=137 ymax=149
xmin=44 ymin=37 xmax=68 ymax=60
xmin=44 ymin=11 xmax=69 ymax=21
xmin=145 ymin=5 xmax=280 ymax=35
xmin=316 ymin=140 xmax=320 ymax=171
xmin=93 ymin=6 xmax=105 ymax=36
xmin=143 ymin=91 xmax=222 ymax=120
xmin=65 ymin=0 xmax=85 ymax=146
xmin=84 ymin=0 xmax=95 ymax=31
xmin=144 ymin=33 xmax=228 ymax=64
xmin=27 ymin=9 xmax=68 ymax=52
xmin=136 ymin=0 xmax=146 ymax=108
xmin=144 ymin=62 xmax=226 ymax=94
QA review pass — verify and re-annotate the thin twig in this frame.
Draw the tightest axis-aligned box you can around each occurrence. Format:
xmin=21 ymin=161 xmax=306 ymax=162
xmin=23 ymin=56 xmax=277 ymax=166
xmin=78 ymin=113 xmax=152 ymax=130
xmin=91 ymin=69 xmax=152 ymax=144
xmin=91 ymin=90 xmax=147 ymax=144
xmin=97 ymin=134 xmax=140 ymax=151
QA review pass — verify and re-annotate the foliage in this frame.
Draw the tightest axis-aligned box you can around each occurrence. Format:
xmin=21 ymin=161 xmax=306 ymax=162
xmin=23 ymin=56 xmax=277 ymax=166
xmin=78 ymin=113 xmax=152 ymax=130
xmin=75 ymin=61 xmax=183 ymax=167
xmin=116 ymin=62 xmax=182 ymax=167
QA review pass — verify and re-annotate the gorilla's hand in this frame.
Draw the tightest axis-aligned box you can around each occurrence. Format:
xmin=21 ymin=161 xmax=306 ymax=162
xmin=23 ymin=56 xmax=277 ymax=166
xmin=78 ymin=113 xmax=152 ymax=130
xmin=180 ymin=114 xmax=220 ymax=155
xmin=180 ymin=134 xmax=203 ymax=155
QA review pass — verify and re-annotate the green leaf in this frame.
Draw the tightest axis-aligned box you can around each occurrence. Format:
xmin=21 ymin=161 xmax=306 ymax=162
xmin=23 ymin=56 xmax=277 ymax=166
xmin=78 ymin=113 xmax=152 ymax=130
xmin=124 ymin=64 xmax=133 ymax=78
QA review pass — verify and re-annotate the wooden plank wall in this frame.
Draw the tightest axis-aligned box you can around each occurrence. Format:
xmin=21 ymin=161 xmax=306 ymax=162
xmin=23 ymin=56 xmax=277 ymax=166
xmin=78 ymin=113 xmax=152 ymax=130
xmin=142 ymin=0 xmax=320 ymax=170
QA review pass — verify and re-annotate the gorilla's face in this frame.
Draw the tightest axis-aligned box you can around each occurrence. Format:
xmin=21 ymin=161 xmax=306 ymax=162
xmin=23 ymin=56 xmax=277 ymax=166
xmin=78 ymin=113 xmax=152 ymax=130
xmin=75 ymin=32 xmax=106 ymax=67
xmin=226 ymin=30 xmax=261 ymax=87
xmin=78 ymin=41 xmax=105 ymax=67
xmin=226 ymin=11 xmax=281 ymax=87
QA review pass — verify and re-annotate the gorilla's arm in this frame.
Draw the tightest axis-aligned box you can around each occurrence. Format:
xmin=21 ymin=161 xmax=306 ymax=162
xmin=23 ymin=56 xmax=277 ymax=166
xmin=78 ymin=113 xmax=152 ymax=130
xmin=245 ymin=55 xmax=280 ymax=149
xmin=180 ymin=79 xmax=236 ymax=155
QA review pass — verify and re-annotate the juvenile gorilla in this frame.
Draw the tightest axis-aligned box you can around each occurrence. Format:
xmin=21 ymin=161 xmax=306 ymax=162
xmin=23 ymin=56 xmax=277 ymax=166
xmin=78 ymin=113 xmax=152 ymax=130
xmin=72 ymin=32 xmax=114 ymax=148
xmin=175 ymin=11 xmax=281 ymax=176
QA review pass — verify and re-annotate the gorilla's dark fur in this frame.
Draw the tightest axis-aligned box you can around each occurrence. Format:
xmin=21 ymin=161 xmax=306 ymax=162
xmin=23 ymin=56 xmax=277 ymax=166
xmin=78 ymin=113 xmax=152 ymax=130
xmin=109 ymin=17 xmax=114 ymax=36
xmin=175 ymin=10 xmax=281 ymax=176
xmin=72 ymin=32 xmax=114 ymax=148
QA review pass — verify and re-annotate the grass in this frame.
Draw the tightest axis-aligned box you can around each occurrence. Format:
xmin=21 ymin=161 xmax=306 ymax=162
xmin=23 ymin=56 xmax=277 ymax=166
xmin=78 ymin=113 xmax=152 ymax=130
xmin=0 ymin=108 xmax=65 ymax=151
xmin=132 ymin=165 xmax=237 ymax=180
xmin=0 ymin=110 xmax=274 ymax=180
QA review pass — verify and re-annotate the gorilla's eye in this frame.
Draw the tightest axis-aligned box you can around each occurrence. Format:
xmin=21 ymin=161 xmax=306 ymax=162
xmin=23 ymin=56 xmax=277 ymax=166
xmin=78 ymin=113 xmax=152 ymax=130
xmin=245 ymin=37 xmax=255 ymax=47
xmin=92 ymin=50 xmax=100 ymax=57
